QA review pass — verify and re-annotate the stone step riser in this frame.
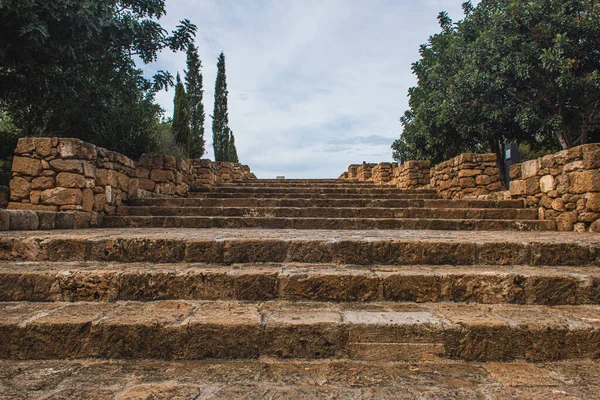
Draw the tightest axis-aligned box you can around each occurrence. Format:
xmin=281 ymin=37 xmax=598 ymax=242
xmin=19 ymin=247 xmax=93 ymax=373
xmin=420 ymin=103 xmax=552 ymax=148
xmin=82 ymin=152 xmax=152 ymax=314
xmin=116 ymin=206 xmax=538 ymax=220
xmin=211 ymin=188 xmax=436 ymax=194
xmin=2 ymin=236 xmax=594 ymax=266
xmin=190 ymin=193 xmax=439 ymax=199
xmin=128 ymin=198 xmax=525 ymax=209
xmin=2 ymin=266 xmax=598 ymax=305
xmin=221 ymin=183 xmax=384 ymax=188
xmin=102 ymin=216 xmax=554 ymax=231
xmin=2 ymin=301 xmax=598 ymax=362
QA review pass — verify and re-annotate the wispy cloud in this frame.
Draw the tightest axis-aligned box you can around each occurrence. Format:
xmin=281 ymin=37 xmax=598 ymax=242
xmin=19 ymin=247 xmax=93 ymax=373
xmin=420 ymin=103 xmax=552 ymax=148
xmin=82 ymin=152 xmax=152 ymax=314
xmin=147 ymin=0 xmax=471 ymax=178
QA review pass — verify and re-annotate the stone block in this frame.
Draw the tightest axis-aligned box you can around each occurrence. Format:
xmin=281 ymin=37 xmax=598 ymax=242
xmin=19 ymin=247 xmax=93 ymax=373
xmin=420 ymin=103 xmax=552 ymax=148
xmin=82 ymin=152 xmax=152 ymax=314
xmin=31 ymin=176 xmax=55 ymax=190
xmin=30 ymin=190 xmax=41 ymax=205
xmin=9 ymin=177 xmax=31 ymax=200
xmin=12 ymin=156 xmax=42 ymax=176
xmin=582 ymin=144 xmax=600 ymax=169
xmin=586 ymin=193 xmax=600 ymax=213
xmin=0 ymin=210 xmax=9 ymax=230
xmin=8 ymin=210 xmax=39 ymax=230
xmin=40 ymin=187 xmax=83 ymax=206
xmin=83 ymin=162 xmax=97 ymax=178
xmin=458 ymin=169 xmax=481 ymax=178
xmin=556 ymin=212 xmax=578 ymax=231
xmin=509 ymin=180 xmax=526 ymax=196
xmin=56 ymin=173 xmax=86 ymax=188
xmin=570 ymin=170 xmax=600 ymax=194
xmin=14 ymin=138 xmax=35 ymax=155
xmin=82 ymin=189 xmax=94 ymax=212
xmin=138 ymin=179 xmax=155 ymax=191
xmin=475 ymin=175 xmax=491 ymax=185
xmin=37 ymin=211 xmax=56 ymax=230
xmin=539 ymin=175 xmax=555 ymax=193
xmin=49 ymin=159 xmax=83 ymax=174
xmin=150 ymin=169 xmax=174 ymax=183
xmin=33 ymin=138 xmax=53 ymax=157
xmin=55 ymin=212 xmax=75 ymax=229
xmin=459 ymin=177 xmax=476 ymax=188
xmin=521 ymin=159 xmax=540 ymax=179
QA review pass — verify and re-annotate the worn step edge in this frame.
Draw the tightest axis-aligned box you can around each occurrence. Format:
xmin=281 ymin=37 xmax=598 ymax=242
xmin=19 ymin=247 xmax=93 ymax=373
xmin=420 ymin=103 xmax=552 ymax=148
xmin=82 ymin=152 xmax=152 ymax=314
xmin=127 ymin=198 xmax=525 ymax=209
xmin=1 ymin=263 xmax=598 ymax=305
xmin=191 ymin=193 xmax=439 ymax=199
xmin=1 ymin=233 xmax=595 ymax=266
xmin=115 ymin=206 xmax=538 ymax=220
xmin=102 ymin=216 xmax=555 ymax=231
xmin=1 ymin=300 xmax=599 ymax=361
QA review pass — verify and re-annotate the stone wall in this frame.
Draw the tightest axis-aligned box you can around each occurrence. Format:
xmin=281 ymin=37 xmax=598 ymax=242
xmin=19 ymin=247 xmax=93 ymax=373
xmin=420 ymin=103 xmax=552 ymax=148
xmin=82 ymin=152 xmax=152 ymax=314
xmin=357 ymin=163 xmax=376 ymax=182
xmin=371 ymin=163 xmax=396 ymax=185
xmin=509 ymin=143 xmax=600 ymax=232
xmin=395 ymin=161 xmax=431 ymax=190
xmin=430 ymin=153 xmax=503 ymax=199
xmin=6 ymin=137 xmax=256 ymax=229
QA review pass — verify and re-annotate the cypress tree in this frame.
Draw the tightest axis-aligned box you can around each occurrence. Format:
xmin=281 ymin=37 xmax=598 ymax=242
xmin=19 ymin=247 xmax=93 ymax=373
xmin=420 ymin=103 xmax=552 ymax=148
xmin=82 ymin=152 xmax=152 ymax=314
xmin=227 ymin=128 xmax=239 ymax=163
xmin=172 ymin=73 xmax=191 ymax=155
xmin=212 ymin=52 xmax=229 ymax=161
xmin=184 ymin=43 xmax=205 ymax=158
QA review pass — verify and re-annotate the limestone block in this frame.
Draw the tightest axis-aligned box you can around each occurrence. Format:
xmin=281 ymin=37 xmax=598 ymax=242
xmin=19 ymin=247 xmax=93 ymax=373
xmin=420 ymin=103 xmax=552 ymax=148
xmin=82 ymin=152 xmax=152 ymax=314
xmin=539 ymin=175 xmax=555 ymax=193
xmin=12 ymin=157 xmax=42 ymax=176
xmin=564 ymin=160 xmax=585 ymax=173
xmin=590 ymin=219 xmax=600 ymax=233
xmin=30 ymin=190 xmax=41 ymax=205
xmin=57 ymin=139 xmax=82 ymax=159
xmin=586 ymin=193 xmax=600 ymax=213
xmin=459 ymin=178 xmax=476 ymax=188
xmin=551 ymin=198 xmax=565 ymax=212
xmin=34 ymin=138 xmax=53 ymax=157
xmin=555 ymin=212 xmax=578 ymax=231
xmin=582 ymin=144 xmax=600 ymax=169
xmin=56 ymin=173 xmax=86 ymax=188
xmin=82 ymin=188 xmax=94 ymax=212
xmin=49 ymin=159 xmax=83 ymax=174
xmin=569 ymin=170 xmax=600 ymax=194
xmin=0 ymin=210 xmax=9 ymax=230
xmin=150 ymin=169 xmax=174 ymax=183
xmin=521 ymin=159 xmax=540 ymax=179
xmin=458 ymin=169 xmax=481 ymax=178
xmin=475 ymin=175 xmax=491 ymax=185
xmin=31 ymin=176 xmax=55 ymax=190
xmin=94 ymin=194 xmax=107 ymax=212
xmin=8 ymin=210 xmax=39 ymax=230
xmin=9 ymin=177 xmax=31 ymax=200
xmin=164 ymin=156 xmax=176 ymax=168
xmin=83 ymin=162 xmax=97 ymax=178
xmin=14 ymin=138 xmax=35 ymax=155
xmin=40 ymin=187 xmax=83 ymax=206
xmin=136 ymin=167 xmax=150 ymax=179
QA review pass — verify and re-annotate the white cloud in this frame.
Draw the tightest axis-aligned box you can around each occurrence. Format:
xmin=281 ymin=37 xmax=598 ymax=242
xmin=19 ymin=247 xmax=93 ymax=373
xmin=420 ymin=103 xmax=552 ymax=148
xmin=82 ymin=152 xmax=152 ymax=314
xmin=145 ymin=0 xmax=471 ymax=178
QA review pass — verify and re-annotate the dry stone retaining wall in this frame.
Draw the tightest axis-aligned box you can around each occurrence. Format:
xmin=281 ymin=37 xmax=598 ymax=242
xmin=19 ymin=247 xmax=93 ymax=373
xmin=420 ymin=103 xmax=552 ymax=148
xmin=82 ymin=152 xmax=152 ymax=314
xmin=6 ymin=137 xmax=255 ymax=229
xmin=430 ymin=153 xmax=502 ymax=199
xmin=509 ymin=143 xmax=600 ymax=232
xmin=394 ymin=161 xmax=431 ymax=190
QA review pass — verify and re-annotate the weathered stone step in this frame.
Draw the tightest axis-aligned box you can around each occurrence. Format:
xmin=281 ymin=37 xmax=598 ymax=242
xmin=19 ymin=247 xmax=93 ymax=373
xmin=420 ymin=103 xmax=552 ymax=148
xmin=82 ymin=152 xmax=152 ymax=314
xmin=116 ymin=206 xmax=539 ymax=220
xmin=2 ymin=262 xmax=598 ymax=305
xmin=190 ymin=192 xmax=438 ymax=199
xmin=1 ymin=228 xmax=595 ymax=266
xmin=5 ymin=359 xmax=598 ymax=400
xmin=2 ymin=300 xmax=599 ymax=361
xmin=128 ymin=197 xmax=525 ymax=209
xmin=221 ymin=182 xmax=383 ymax=188
xmin=210 ymin=187 xmax=437 ymax=195
xmin=102 ymin=215 xmax=554 ymax=231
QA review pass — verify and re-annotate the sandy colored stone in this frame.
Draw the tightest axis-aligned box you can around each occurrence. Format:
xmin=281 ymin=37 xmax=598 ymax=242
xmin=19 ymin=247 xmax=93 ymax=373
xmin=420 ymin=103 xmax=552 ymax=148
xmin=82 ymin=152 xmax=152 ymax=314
xmin=539 ymin=175 xmax=555 ymax=193
xmin=31 ymin=176 xmax=55 ymax=190
xmin=12 ymin=156 xmax=42 ymax=176
xmin=56 ymin=172 xmax=87 ymax=188
xmin=40 ymin=187 xmax=83 ymax=206
xmin=49 ymin=159 xmax=84 ymax=173
xmin=151 ymin=169 xmax=175 ymax=183
xmin=570 ymin=170 xmax=600 ymax=193
xmin=9 ymin=177 xmax=31 ymax=200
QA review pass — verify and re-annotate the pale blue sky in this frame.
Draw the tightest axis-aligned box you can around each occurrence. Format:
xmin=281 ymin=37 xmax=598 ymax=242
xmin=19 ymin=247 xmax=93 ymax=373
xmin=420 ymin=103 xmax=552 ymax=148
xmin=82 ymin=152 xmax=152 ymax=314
xmin=146 ymin=0 xmax=472 ymax=178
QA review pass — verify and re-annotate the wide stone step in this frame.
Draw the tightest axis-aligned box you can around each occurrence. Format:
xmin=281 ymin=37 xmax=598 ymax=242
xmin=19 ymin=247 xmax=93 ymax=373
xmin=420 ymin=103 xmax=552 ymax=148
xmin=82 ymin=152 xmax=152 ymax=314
xmin=116 ymin=206 xmax=539 ymax=220
xmin=2 ymin=263 xmax=598 ymax=305
xmin=102 ymin=215 xmax=554 ymax=231
xmin=222 ymin=182 xmax=384 ymax=188
xmin=1 ymin=228 xmax=595 ymax=266
xmin=1 ymin=300 xmax=599 ymax=361
xmin=128 ymin=197 xmax=525 ymax=209
xmin=210 ymin=187 xmax=437 ymax=195
xmin=4 ymin=358 xmax=598 ymax=399
xmin=190 ymin=192 xmax=438 ymax=199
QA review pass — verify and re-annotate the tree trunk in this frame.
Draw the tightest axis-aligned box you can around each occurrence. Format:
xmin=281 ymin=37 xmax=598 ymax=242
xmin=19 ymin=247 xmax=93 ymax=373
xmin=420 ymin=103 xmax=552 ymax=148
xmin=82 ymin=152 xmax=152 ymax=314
xmin=581 ymin=113 xmax=589 ymax=145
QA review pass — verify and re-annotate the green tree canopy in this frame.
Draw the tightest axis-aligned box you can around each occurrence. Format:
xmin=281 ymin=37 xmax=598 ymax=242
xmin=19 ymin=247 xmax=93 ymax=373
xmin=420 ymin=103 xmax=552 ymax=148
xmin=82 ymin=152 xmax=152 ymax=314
xmin=185 ymin=43 xmax=206 ymax=158
xmin=212 ymin=52 xmax=230 ymax=162
xmin=0 ymin=0 xmax=196 ymax=158
xmin=227 ymin=129 xmax=239 ymax=163
xmin=393 ymin=0 xmax=600 ymax=169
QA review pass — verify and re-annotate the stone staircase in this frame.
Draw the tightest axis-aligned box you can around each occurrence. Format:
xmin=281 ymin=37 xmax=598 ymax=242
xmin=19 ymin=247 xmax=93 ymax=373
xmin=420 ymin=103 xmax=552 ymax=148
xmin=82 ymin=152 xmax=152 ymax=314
xmin=1 ymin=179 xmax=599 ymax=397
xmin=104 ymin=179 xmax=555 ymax=231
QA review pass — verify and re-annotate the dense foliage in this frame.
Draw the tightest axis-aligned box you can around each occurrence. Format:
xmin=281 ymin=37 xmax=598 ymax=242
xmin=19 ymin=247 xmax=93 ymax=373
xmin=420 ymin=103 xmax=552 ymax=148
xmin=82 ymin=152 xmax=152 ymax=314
xmin=228 ymin=129 xmax=239 ymax=163
xmin=393 ymin=0 xmax=600 ymax=167
xmin=212 ymin=52 xmax=230 ymax=162
xmin=172 ymin=73 xmax=191 ymax=156
xmin=184 ymin=44 xmax=206 ymax=158
xmin=0 ymin=0 xmax=196 ymax=159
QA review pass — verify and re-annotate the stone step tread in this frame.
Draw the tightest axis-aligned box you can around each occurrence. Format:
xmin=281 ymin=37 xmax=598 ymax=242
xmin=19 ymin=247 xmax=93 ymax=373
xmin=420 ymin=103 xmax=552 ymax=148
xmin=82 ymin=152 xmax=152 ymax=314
xmin=2 ymin=300 xmax=600 ymax=361
xmin=128 ymin=198 xmax=526 ymax=209
xmin=2 ymin=359 xmax=599 ymax=399
xmin=115 ymin=206 xmax=538 ymax=220
xmin=1 ymin=228 xmax=596 ymax=266
xmin=211 ymin=187 xmax=437 ymax=193
xmin=102 ymin=215 xmax=554 ymax=231
xmin=189 ymin=193 xmax=439 ymax=199
xmin=2 ymin=262 xmax=599 ymax=305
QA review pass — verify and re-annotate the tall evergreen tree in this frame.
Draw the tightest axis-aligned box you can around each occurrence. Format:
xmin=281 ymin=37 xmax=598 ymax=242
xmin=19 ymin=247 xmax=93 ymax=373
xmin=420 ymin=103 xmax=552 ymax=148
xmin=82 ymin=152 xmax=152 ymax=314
xmin=212 ymin=52 xmax=230 ymax=161
xmin=227 ymin=128 xmax=239 ymax=163
xmin=184 ymin=43 xmax=205 ymax=158
xmin=172 ymin=73 xmax=191 ymax=154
